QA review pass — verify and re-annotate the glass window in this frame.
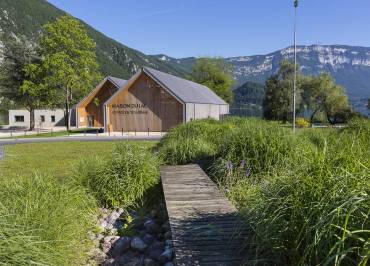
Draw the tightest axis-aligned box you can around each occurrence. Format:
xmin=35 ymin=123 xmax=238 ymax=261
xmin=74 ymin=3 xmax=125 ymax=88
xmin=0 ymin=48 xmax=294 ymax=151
xmin=40 ymin=115 xmax=45 ymax=122
xmin=15 ymin=116 xmax=24 ymax=122
xmin=51 ymin=115 xmax=55 ymax=122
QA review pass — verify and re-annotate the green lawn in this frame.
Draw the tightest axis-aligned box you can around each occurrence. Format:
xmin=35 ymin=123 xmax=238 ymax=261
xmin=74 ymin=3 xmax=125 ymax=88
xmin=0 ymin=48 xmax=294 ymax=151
xmin=0 ymin=141 xmax=120 ymax=179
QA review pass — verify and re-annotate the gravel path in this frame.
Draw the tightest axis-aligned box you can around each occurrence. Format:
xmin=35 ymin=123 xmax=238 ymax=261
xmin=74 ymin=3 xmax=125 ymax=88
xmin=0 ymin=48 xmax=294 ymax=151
xmin=0 ymin=135 xmax=161 ymax=146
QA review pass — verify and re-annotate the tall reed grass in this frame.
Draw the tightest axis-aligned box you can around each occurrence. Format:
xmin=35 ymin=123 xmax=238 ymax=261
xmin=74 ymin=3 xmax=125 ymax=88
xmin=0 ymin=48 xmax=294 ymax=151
xmin=158 ymin=117 xmax=370 ymax=265
xmin=0 ymin=175 xmax=96 ymax=265
xmin=75 ymin=141 xmax=160 ymax=208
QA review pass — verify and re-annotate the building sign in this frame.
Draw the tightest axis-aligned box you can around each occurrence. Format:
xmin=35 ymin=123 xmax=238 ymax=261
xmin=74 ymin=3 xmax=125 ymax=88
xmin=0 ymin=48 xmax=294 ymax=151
xmin=112 ymin=103 xmax=148 ymax=115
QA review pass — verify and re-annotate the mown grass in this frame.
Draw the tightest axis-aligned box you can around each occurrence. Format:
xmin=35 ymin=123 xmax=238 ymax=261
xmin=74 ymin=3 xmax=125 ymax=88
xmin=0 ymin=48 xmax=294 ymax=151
xmin=0 ymin=141 xmax=117 ymax=179
xmin=158 ymin=117 xmax=370 ymax=265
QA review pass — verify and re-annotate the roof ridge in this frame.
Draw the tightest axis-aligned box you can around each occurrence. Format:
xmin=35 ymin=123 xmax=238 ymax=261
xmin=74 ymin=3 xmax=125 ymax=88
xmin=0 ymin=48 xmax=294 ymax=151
xmin=143 ymin=67 xmax=227 ymax=105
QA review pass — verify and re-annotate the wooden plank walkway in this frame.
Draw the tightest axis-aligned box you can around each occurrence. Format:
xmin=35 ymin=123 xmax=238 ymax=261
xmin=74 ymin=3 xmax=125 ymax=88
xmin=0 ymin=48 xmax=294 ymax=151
xmin=161 ymin=164 xmax=247 ymax=266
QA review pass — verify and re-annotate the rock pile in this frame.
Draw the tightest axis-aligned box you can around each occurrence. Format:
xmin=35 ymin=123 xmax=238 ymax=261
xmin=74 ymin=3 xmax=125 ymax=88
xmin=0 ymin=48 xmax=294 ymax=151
xmin=88 ymin=205 xmax=175 ymax=266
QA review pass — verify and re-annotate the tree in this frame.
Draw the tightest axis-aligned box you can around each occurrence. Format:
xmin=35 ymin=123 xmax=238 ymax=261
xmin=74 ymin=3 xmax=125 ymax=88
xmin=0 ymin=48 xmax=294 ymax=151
xmin=34 ymin=15 xmax=102 ymax=130
xmin=301 ymin=73 xmax=350 ymax=124
xmin=263 ymin=60 xmax=302 ymax=122
xmin=190 ymin=57 xmax=234 ymax=104
xmin=0 ymin=35 xmax=51 ymax=129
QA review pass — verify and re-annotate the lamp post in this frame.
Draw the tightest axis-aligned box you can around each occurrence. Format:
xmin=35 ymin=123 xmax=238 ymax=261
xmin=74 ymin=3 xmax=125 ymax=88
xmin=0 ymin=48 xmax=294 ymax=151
xmin=293 ymin=0 xmax=298 ymax=132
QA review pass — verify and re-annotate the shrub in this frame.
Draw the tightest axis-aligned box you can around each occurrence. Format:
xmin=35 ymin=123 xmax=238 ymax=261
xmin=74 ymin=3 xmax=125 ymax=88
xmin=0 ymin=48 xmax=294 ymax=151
xmin=0 ymin=175 xmax=95 ymax=265
xmin=76 ymin=141 xmax=159 ymax=207
xmin=296 ymin=117 xmax=310 ymax=128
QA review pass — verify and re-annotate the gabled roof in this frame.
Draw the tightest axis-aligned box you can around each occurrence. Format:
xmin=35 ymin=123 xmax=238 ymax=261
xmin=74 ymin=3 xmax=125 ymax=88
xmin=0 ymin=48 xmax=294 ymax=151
xmin=77 ymin=76 xmax=127 ymax=107
xmin=107 ymin=76 xmax=127 ymax=89
xmin=143 ymin=67 xmax=228 ymax=105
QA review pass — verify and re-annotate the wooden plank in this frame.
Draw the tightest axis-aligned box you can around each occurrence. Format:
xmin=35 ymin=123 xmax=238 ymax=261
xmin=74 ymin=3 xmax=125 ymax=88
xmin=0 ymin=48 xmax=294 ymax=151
xmin=161 ymin=164 xmax=248 ymax=266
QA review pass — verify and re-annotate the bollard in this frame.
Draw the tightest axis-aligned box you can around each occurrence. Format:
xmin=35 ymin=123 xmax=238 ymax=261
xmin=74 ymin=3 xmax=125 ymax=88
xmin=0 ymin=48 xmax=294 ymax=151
xmin=24 ymin=130 xmax=27 ymax=136
xmin=147 ymin=128 xmax=149 ymax=136
xmin=135 ymin=130 xmax=136 ymax=136
xmin=121 ymin=128 xmax=123 ymax=136
xmin=10 ymin=131 xmax=13 ymax=138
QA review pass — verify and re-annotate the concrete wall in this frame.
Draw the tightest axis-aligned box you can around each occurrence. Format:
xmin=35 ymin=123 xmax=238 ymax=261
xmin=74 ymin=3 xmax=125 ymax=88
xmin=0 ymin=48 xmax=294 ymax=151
xmin=185 ymin=103 xmax=229 ymax=122
xmin=9 ymin=109 xmax=76 ymax=128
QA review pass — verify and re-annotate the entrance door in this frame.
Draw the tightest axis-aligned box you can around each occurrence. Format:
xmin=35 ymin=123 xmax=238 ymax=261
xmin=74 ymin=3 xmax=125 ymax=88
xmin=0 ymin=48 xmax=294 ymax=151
xmin=87 ymin=115 xmax=94 ymax=127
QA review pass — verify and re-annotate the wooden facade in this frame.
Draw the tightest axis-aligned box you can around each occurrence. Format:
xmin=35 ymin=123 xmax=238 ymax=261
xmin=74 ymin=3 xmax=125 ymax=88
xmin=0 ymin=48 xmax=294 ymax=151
xmin=106 ymin=72 xmax=183 ymax=132
xmin=77 ymin=68 xmax=229 ymax=132
xmin=77 ymin=80 xmax=118 ymax=128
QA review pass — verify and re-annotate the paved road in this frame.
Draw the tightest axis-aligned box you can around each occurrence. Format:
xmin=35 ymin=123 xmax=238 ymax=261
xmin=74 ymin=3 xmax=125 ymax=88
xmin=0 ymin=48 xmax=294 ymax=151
xmin=0 ymin=145 xmax=4 ymax=160
xmin=0 ymin=135 xmax=161 ymax=146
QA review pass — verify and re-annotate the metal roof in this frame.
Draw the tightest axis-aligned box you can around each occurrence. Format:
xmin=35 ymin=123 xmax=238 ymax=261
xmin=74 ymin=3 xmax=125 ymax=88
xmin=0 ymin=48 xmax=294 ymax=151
xmin=107 ymin=76 xmax=127 ymax=89
xmin=143 ymin=67 xmax=228 ymax=105
xmin=77 ymin=76 xmax=127 ymax=107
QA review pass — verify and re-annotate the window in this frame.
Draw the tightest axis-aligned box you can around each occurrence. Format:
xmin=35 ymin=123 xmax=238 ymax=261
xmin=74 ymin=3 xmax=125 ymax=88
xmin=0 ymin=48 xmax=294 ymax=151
xmin=40 ymin=115 xmax=45 ymax=122
xmin=15 ymin=116 xmax=24 ymax=122
xmin=51 ymin=115 xmax=55 ymax=122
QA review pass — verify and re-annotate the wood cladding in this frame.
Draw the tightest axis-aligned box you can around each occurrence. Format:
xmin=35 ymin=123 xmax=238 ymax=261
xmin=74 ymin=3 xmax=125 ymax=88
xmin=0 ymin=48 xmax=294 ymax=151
xmin=81 ymin=81 xmax=118 ymax=128
xmin=107 ymin=72 xmax=183 ymax=132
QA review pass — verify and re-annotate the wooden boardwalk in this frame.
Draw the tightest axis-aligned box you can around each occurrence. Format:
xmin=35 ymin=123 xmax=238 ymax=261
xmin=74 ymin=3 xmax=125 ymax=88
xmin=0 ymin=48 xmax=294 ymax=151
xmin=161 ymin=164 xmax=247 ymax=266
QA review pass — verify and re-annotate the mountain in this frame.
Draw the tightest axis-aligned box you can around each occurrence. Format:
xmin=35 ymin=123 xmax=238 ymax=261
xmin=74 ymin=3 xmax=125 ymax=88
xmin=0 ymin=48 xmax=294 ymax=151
xmin=0 ymin=0 xmax=187 ymax=80
xmin=152 ymin=45 xmax=370 ymax=115
xmin=0 ymin=0 xmax=368 ymax=115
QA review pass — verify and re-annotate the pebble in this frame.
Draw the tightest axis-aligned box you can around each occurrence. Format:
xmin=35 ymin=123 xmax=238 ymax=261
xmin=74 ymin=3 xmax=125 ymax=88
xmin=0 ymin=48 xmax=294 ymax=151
xmin=90 ymin=207 xmax=176 ymax=266
xmin=111 ymin=236 xmax=131 ymax=257
xmin=144 ymin=258 xmax=160 ymax=266
xmin=147 ymin=247 xmax=163 ymax=261
xmin=101 ymin=241 xmax=112 ymax=254
xmin=165 ymin=240 xmax=173 ymax=248
xmin=144 ymin=219 xmax=160 ymax=234
xmin=131 ymin=236 xmax=148 ymax=252
xmin=164 ymin=231 xmax=172 ymax=240
xmin=143 ymin=233 xmax=155 ymax=245
xmin=159 ymin=248 xmax=174 ymax=263
xmin=161 ymin=221 xmax=170 ymax=233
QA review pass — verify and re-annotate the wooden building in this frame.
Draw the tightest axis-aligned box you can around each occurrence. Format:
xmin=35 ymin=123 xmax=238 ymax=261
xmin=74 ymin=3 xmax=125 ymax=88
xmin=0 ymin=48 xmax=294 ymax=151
xmin=76 ymin=67 xmax=229 ymax=132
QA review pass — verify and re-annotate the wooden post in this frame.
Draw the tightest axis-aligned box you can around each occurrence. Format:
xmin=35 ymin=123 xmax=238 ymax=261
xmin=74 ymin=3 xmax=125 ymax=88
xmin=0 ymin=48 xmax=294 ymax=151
xmin=24 ymin=130 xmax=27 ymax=136
xmin=10 ymin=131 xmax=12 ymax=138
xmin=84 ymin=129 xmax=86 ymax=136
xmin=51 ymin=128 xmax=53 ymax=136
xmin=121 ymin=128 xmax=123 ymax=136
xmin=96 ymin=129 xmax=98 ymax=136
xmin=148 ymin=128 xmax=149 ymax=136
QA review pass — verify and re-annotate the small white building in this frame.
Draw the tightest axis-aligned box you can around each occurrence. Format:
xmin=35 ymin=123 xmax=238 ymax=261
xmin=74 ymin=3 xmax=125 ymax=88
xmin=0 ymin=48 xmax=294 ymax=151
xmin=8 ymin=109 xmax=76 ymax=129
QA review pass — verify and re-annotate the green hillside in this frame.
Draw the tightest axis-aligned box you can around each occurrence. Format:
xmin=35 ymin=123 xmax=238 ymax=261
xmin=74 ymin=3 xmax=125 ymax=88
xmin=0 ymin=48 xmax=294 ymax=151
xmin=0 ymin=0 xmax=188 ymax=80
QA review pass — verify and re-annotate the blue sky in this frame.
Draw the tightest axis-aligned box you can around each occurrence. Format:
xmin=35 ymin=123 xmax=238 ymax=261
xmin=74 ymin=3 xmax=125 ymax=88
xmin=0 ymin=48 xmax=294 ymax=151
xmin=47 ymin=0 xmax=370 ymax=58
